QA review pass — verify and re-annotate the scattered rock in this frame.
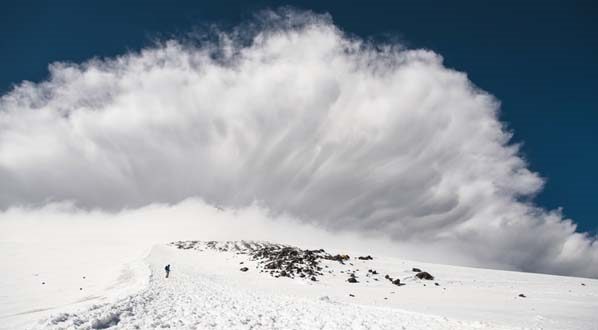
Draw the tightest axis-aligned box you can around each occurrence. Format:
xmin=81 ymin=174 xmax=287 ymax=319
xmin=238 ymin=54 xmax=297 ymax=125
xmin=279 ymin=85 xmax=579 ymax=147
xmin=79 ymin=288 xmax=83 ymax=290
xmin=347 ymin=277 xmax=358 ymax=283
xmin=358 ymin=255 xmax=373 ymax=260
xmin=412 ymin=268 xmax=422 ymax=272
xmin=252 ymin=245 xmax=332 ymax=279
xmin=240 ymin=267 xmax=249 ymax=272
xmin=434 ymin=282 xmax=440 ymax=286
xmin=581 ymin=283 xmax=586 ymax=286
xmin=415 ymin=272 xmax=434 ymax=280
xmin=311 ymin=276 xmax=317 ymax=282
xmin=42 ymin=282 xmax=45 ymax=285
xmin=518 ymin=294 xmax=526 ymax=298
xmin=392 ymin=278 xmax=402 ymax=286
xmin=325 ymin=254 xmax=350 ymax=264
xmin=349 ymin=294 xmax=355 ymax=297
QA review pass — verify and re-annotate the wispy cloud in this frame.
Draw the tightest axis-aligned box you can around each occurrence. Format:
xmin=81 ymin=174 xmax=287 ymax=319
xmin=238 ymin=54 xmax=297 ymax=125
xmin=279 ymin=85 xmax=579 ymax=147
xmin=0 ymin=10 xmax=596 ymax=277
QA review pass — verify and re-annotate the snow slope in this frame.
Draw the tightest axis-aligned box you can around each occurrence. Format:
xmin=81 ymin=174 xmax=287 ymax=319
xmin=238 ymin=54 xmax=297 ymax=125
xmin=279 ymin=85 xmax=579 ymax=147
xmin=0 ymin=241 xmax=149 ymax=329
xmin=4 ymin=241 xmax=598 ymax=329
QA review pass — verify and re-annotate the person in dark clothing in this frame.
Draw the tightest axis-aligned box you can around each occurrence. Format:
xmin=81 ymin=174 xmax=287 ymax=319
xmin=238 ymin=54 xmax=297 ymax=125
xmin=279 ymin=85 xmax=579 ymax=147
xmin=165 ymin=264 xmax=171 ymax=278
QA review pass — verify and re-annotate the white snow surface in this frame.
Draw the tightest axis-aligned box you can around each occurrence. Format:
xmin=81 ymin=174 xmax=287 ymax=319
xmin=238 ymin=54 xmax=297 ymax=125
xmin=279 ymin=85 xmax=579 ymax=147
xmin=2 ymin=241 xmax=597 ymax=330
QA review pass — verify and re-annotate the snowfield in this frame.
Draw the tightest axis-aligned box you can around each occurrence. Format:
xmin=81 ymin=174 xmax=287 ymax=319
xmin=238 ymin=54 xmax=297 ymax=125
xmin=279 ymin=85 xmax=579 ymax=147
xmin=2 ymin=241 xmax=597 ymax=330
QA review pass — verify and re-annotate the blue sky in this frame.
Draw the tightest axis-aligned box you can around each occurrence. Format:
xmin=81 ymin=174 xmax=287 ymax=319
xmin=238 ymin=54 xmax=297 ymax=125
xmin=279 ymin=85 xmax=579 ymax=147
xmin=1 ymin=0 xmax=596 ymax=233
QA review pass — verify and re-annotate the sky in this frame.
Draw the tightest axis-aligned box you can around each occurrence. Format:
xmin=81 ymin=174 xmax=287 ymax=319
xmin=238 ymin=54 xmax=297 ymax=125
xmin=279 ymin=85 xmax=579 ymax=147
xmin=0 ymin=1 xmax=597 ymax=277
xmin=1 ymin=0 xmax=596 ymax=233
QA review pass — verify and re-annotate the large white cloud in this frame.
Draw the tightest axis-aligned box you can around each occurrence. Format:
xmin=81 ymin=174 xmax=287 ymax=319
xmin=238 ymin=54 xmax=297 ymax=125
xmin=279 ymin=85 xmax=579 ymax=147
xmin=0 ymin=10 xmax=596 ymax=277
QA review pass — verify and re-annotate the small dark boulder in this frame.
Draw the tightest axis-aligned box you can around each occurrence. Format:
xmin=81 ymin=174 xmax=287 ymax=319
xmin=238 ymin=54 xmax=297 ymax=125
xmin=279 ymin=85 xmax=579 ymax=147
xmin=415 ymin=272 xmax=434 ymax=280
xmin=349 ymin=294 xmax=355 ymax=297
xmin=392 ymin=278 xmax=402 ymax=286
xmin=518 ymin=294 xmax=526 ymax=298
xmin=311 ymin=276 xmax=317 ymax=281
xmin=347 ymin=277 xmax=358 ymax=283
xmin=240 ymin=267 xmax=249 ymax=272
xmin=412 ymin=268 xmax=422 ymax=272
xmin=358 ymin=255 xmax=373 ymax=260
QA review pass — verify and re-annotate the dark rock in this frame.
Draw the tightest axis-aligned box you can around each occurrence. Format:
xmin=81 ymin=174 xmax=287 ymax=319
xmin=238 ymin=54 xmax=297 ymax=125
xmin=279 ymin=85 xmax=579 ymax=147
xmin=518 ymin=294 xmax=526 ymax=298
xmin=240 ymin=267 xmax=249 ymax=272
xmin=412 ymin=268 xmax=422 ymax=272
xmin=311 ymin=276 xmax=317 ymax=281
xmin=42 ymin=282 xmax=45 ymax=285
xmin=358 ymin=255 xmax=373 ymax=260
xmin=325 ymin=254 xmax=350 ymax=263
xmin=581 ymin=283 xmax=586 ymax=286
xmin=434 ymin=282 xmax=440 ymax=286
xmin=349 ymin=294 xmax=355 ymax=297
xmin=415 ymin=272 xmax=434 ymax=280
xmin=347 ymin=277 xmax=358 ymax=283
xmin=392 ymin=278 xmax=402 ymax=286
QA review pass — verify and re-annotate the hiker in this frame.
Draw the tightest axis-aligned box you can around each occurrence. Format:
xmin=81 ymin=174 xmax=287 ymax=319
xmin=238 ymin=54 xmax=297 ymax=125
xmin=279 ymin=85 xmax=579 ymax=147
xmin=165 ymin=264 xmax=171 ymax=278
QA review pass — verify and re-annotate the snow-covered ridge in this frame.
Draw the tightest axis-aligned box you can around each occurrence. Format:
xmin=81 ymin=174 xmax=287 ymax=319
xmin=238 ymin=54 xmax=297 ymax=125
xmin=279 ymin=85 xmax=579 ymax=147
xmin=9 ymin=241 xmax=598 ymax=329
xmin=170 ymin=240 xmax=435 ymax=285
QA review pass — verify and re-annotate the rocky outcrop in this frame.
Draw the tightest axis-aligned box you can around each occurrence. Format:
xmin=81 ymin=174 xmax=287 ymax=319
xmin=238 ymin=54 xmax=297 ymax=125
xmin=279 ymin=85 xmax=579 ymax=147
xmin=415 ymin=272 xmax=434 ymax=280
